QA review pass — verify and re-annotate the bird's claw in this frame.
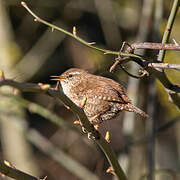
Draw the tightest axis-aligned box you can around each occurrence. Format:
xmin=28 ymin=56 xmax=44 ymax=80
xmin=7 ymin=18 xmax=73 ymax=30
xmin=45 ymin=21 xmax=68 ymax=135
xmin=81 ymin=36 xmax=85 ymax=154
xmin=88 ymin=132 xmax=95 ymax=140
xmin=82 ymin=126 xmax=87 ymax=133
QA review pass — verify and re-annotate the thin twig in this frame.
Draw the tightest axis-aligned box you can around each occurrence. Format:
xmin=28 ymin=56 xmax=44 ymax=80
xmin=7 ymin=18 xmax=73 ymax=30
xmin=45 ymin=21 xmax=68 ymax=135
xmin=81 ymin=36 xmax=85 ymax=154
xmin=147 ymin=62 xmax=180 ymax=69
xmin=20 ymin=2 xmax=180 ymax=60
xmin=129 ymin=42 xmax=180 ymax=51
xmin=20 ymin=2 xmax=180 ymax=86
xmin=20 ymin=1 xmax=119 ymax=56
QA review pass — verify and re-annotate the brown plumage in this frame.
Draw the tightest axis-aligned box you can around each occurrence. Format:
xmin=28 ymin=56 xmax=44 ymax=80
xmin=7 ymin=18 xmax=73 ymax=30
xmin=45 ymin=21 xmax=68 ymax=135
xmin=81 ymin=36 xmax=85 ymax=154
xmin=51 ymin=68 xmax=148 ymax=125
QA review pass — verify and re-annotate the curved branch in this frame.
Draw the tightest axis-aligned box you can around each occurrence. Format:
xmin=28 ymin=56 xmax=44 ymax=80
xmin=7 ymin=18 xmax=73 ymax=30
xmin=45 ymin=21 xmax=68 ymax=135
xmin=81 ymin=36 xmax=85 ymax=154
xmin=20 ymin=1 xmax=119 ymax=56
xmin=0 ymin=79 xmax=127 ymax=180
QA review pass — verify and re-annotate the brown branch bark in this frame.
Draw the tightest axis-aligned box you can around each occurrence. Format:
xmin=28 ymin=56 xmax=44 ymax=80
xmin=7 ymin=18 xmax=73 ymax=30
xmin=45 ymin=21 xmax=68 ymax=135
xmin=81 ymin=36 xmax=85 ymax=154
xmin=0 ymin=78 xmax=127 ymax=180
xmin=128 ymin=42 xmax=180 ymax=51
xmin=147 ymin=63 xmax=180 ymax=69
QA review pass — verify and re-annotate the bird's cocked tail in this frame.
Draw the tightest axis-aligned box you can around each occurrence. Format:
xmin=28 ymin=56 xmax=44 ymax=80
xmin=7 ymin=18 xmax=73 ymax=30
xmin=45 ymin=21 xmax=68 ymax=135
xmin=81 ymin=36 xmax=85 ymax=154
xmin=124 ymin=103 xmax=149 ymax=118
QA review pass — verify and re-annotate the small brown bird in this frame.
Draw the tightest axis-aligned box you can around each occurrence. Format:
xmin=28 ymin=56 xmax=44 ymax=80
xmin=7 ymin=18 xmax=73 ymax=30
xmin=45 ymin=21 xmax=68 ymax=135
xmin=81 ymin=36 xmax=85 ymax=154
xmin=51 ymin=68 xmax=148 ymax=125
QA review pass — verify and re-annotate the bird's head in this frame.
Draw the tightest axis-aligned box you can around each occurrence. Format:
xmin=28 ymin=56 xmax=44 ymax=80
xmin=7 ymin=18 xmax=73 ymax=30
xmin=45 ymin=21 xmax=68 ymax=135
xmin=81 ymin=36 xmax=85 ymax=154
xmin=51 ymin=68 xmax=88 ymax=87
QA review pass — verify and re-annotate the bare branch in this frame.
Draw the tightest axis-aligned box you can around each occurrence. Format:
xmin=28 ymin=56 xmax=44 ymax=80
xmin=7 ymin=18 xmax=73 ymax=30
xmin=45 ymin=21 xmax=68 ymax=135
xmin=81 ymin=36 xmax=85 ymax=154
xmin=0 ymin=78 xmax=127 ymax=180
xmin=129 ymin=42 xmax=180 ymax=51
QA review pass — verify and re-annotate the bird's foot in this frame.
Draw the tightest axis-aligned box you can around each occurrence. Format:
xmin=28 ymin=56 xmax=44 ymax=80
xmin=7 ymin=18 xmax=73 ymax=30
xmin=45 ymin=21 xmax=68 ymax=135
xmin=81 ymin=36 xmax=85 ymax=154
xmin=82 ymin=126 xmax=87 ymax=133
xmin=73 ymin=120 xmax=88 ymax=133
xmin=89 ymin=114 xmax=102 ymax=126
xmin=87 ymin=132 xmax=96 ymax=140
xmin=94 ymin=124 xmax=99 ymax=130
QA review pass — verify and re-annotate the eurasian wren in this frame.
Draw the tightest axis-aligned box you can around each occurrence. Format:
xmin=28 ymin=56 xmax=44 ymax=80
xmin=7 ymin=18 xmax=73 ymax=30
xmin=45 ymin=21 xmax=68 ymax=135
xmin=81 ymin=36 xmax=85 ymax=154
xmin=51 ymin=68 xmax=148 ymax=125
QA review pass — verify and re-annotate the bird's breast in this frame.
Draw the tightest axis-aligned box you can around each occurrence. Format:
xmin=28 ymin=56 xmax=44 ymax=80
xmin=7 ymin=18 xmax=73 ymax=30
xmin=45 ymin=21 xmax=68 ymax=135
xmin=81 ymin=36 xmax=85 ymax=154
xmin=61 ymin=83 xmax=85 ymax=105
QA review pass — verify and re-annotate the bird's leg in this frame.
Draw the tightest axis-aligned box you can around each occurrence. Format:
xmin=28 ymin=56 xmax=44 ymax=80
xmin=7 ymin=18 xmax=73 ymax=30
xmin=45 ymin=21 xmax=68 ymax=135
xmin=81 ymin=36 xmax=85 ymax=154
xmin=89 ymin=114 xmax=103 ymax=130
xmin=74 ymin=120 xmax=87 ymax=133
xmin=73 ymin=97 xmax=88 ymax=133
xmin=87 ymin=132 xmax=96 ymax=140
xmin=94 ymin=124 xmax=99 ymax=130
xmin=82 ymin=126 xmax=88 ymax=133
xmin=73 ymin=119 xmax=88 ymax=133
xmin=79 ymin=97 xmax=101 ymax=133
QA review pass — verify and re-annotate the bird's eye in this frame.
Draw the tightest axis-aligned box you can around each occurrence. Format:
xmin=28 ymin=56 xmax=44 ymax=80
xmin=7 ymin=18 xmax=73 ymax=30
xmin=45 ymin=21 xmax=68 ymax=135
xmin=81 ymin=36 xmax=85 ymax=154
xmin=68 ymin=74 xmax=73 ymax=78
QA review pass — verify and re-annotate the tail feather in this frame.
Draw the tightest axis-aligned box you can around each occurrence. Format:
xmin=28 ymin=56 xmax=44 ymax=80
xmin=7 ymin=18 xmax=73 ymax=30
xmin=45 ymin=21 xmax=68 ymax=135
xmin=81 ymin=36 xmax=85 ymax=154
xmin=123 ymin=103 xmax=149 ymax=118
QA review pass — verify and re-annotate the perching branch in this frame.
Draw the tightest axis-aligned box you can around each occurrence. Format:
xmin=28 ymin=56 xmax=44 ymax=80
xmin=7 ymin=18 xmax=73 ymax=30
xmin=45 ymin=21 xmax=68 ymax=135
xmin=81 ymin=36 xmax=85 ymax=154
xmin=0 ymin=76 xmax=127 ymax=180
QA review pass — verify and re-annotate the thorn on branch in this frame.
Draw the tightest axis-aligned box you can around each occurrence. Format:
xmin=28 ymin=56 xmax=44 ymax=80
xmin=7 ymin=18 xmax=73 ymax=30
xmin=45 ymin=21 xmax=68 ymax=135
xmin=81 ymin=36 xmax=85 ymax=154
xmin=105 ymin=131 xmax=110 ymax=143
xmin=168 ymin=92 xmax=174 ymax=103
xmin=106 ymin=166 xmax=115 ymax=175
xmin=21 ymin=1 xmax=42 ymax=22
xmin=73 ymin=26 xmax=77 ymax=36
xmin=4 ymin=160 xmax=16 ymax=169
xmin=73 ymin=120 xmax=81 ymax=125
xmin=88 ymin=42 xmax=96 ymax=45
xmin=39 ymin=176 xmax=48 ymax=180
xmin=34 ymin=17 xmax=41 ymax=22
xmin=21 ymin=1 xmax=26 ymax=7
xmin=38 ymin=83 xmax=51 ymax=90
xmin=172 ymin=38 xmax=179 ymax=46
xmin=139 ymin=69 xmax=149 ymax=76
xmin=80 ymin=97 xmax=87 ymax=109
xmin=103 ymin=51 xmax=112 ymax=55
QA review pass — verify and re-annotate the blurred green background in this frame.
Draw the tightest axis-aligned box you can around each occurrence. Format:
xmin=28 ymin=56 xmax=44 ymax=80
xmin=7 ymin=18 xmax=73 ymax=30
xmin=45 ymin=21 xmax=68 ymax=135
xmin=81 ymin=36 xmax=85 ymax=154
xmin=0 ymin=0 xmax=180 ymax=179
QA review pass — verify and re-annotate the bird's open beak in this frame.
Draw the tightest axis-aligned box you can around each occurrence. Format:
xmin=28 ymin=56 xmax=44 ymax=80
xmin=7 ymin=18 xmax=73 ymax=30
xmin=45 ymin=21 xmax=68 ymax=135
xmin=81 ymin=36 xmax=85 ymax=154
xmin=50 ymin=75 xmax=67 ymax=81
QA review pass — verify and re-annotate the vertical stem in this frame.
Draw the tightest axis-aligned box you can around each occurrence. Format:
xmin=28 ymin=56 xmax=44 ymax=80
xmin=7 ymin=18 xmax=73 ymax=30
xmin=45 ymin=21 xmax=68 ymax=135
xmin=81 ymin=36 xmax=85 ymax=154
xmin=157 ymin=0 xmax=180 ymax=61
